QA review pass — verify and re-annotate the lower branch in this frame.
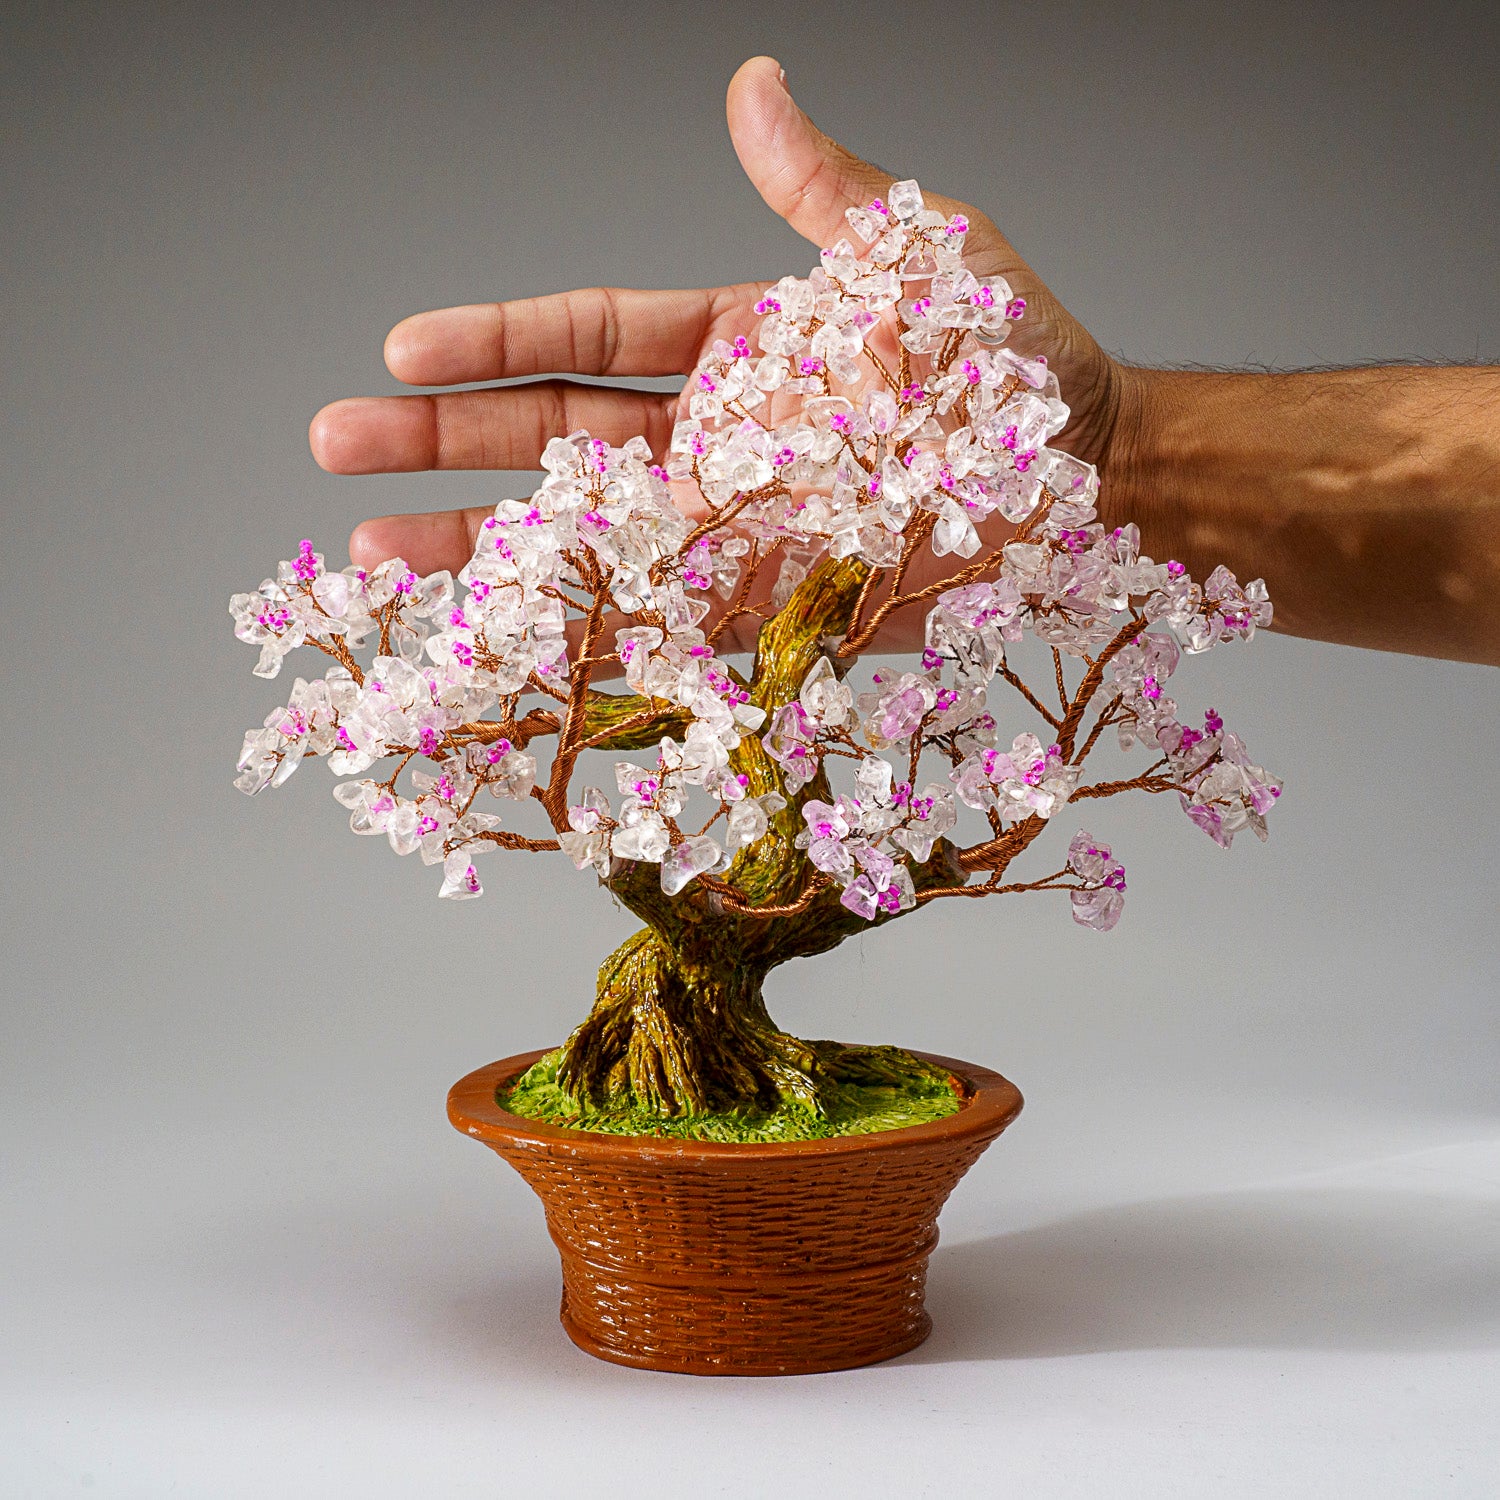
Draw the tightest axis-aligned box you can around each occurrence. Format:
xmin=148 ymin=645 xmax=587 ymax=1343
xmin=1072 ymin=773 xmax=1179 ymax=799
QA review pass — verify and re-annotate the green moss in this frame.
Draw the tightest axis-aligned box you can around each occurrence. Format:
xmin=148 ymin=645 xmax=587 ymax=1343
xmin=500 ymin=1045 xmax=965 ymax=1142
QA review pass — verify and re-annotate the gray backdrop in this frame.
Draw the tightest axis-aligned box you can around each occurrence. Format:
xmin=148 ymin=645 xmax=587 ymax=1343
xmin=4 ymin=2 xmax=1498 ymax=1496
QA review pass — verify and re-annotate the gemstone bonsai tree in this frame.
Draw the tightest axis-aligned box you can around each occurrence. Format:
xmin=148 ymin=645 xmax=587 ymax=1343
xmin=233 ymin=182 xmax=1279 ymax=1134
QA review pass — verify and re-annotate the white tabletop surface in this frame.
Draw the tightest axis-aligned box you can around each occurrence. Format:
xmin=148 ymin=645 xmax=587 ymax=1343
xmin=8 ymin=1076 xmax=1497 ymax=1499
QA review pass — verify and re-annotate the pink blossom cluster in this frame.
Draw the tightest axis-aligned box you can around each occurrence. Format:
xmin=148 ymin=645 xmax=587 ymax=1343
xmin=232 ymin=181 xmax=1280 ymax=927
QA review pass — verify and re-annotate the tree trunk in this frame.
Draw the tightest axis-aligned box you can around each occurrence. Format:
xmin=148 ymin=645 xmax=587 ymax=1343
xmin=556 ymin=929 xmax=824 ymax=1117
xmin=552 ymin=556 xmax=973 ymax=1120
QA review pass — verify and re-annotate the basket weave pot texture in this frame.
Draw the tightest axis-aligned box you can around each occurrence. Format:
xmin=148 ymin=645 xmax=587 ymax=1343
xmin=448 ymin=1047 xmax=1023 ymax=1375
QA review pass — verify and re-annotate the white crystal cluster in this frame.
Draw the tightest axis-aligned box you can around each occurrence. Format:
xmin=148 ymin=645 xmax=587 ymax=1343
xmin=232 ymin=182 xmax=1280 ymax=929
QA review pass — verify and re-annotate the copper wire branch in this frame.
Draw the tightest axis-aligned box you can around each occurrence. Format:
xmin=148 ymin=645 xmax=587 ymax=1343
xmin=303 ymin=631 xmax=365 ymax=686
xmin=998 ymin=663 xmax=1061 ymax=729
xmin=544 ymin=584 xmax=609 ymax=818
xmin=668 ymin=480 xmax=788 ymax=570
xmin=835 ymin=489 xmax=1065 ymax=660
xmin=473 ymin=829 xmax=563 ymax=852
xmin=1054 ymin=616 xmax=1145 ymax=760
xmin=862 ymin=344 xmax=903 ymax=396
xmin=447 ymin=708 xmax=561 ymax=750
xmin=706 ymin=538 xmax=783 ymax=650
xmin=701 ymin=874 xmax=834 ymax=919
xmin=954 ymin=814 xmax=1048 ymax=876
xmin=1072 ymin=773 xmax=1180 ymax=800
xmin=1071 ymin=700 xmax=1121 ymax=765
xmin=916 ymin=867 xmax=1082 ymax=903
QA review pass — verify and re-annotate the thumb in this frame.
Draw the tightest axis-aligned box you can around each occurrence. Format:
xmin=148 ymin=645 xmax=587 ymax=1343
xmin=726 ymin=56 xmax=893 ymax=250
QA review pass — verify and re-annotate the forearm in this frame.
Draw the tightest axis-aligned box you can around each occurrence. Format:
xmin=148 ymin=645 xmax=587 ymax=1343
xmin=1105 ymin=365 xmax=1500 ymax=665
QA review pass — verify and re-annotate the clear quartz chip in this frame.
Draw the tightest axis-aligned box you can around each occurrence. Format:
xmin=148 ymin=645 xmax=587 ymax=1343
xmin=887 ymin=179 xmax=924 ymax=221
xmin=659 ymin=835 xmax=727 ymax=895
xmin=845 ymin=205 xmax=885 ymax=243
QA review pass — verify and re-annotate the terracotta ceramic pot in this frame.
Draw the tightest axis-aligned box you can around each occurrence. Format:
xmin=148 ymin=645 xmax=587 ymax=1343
xmin=449 ymin=1047 xmax=1022 ymax=1376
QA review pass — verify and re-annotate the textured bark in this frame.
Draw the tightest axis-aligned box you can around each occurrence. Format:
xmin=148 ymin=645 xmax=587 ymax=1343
xmin=556 ymin=931 xmax=821 ymax=1116
xmin=578 ymin=691 xmax=692 ymax=751
xmin=554 ymin=916 xmax=962 ymax=1118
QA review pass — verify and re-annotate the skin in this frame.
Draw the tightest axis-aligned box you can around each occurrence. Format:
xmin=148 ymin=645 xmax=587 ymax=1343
xmin=311 ymin=56 xmax=1500 ymax=668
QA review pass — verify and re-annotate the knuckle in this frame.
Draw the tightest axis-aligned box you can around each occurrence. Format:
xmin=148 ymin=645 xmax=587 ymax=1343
xmin=541 ymin=382 xmax=570 ymax=448
xmin=488 ymin=302 xmax=509 ymax=373
xmin=596 ymin=287 xmax=623 ymax=375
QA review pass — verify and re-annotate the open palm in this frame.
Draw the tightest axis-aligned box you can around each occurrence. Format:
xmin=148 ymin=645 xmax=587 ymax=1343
xmin=311 ymin=57 xmax=1129 ymax=648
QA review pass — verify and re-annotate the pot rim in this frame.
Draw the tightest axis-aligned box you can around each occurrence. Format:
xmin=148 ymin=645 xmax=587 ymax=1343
xmin=448 ymin=1047 xmax=1023 ymax=1162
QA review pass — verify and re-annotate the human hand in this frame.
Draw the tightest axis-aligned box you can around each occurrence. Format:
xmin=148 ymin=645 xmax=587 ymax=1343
xmin=312 ymin=56 xmax=1135 ymax=641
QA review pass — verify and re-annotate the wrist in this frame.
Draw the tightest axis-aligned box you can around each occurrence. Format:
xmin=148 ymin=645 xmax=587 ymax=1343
xmin=1095 ymin=363 xmax=1174 ymax=547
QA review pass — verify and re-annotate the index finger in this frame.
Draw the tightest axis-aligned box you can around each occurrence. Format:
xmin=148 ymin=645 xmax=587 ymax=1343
xmin=383 ymin=282 xmax=767 ymax=388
